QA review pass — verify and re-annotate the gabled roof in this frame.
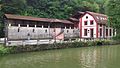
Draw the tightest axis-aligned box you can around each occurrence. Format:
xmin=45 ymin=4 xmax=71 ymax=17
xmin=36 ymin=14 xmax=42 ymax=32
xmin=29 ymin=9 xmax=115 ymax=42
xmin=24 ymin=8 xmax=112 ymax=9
xmin=70 ymin=11 xmax=108 ymax=24
xmin=86 ymin=11 xmax=108 ymax=24
xmin=68 ymin=11 xmax=84 ymax=23
xmin=4 ymin=14 xmax=73 ymax=24
xmin=68 ymin=17 xmax=79 ymax=22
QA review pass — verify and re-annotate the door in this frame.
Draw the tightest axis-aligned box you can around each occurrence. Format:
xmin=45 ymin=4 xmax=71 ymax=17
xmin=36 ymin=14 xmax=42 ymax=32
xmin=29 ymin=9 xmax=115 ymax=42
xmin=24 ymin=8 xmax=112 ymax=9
xmin=90 ymin=29 xmax=94 ymax=38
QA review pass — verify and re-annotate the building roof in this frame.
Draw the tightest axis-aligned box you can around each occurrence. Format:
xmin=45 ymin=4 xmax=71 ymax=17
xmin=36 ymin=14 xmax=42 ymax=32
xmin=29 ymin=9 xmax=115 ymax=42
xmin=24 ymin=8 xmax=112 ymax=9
xmin=68 ymin=17 xmax=79 ymax=22
xmin=70 ymin=11 xmax=108 ymax=24
xmin=86 ymin=11 xmax=108 ymax=24
xmin=4 ymin=14 xmax=73 ymax=24
xmin=71 ymin=11 xmax=85 ymax=19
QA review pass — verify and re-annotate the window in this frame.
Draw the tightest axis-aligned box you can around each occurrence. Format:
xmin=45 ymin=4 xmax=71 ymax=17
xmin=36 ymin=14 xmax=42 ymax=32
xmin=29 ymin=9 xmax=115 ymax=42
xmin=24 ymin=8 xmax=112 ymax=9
xmin=43 ymin=23 xmax=48 ymax=28
xmin=27 ymin=21 xmax=35 ymax=27
xmin=37 ymin=25 xmax=42 ymax=27
xmin=86 ymin=16 xmax=88 ymax=19
xmin=100 ymin=24 xmax=102 ymax=27
xmin=66 ymin=24 xmax=70 ymax=29
xmin=61 ymin=25 xmax=65 ymax=29
xmin=110 ymin=29 xmax=112 ymax=36
xmin=29 ymin=23 xmax=35 ymax=27
xmin=37 ymin=22 xmax=42 ymax=27
xmin=71 ymin=25 xmax=74 ymax=29
xmin=53 ymin=29 xmax=55 ymax=32
xmin=44 ymin=25 xmax=48 ymax=28
xmin=84 ymin=29 xmax=87 ymax=36
xmin=45 ymin=29 xmax=47 ymax=33
xmin=33 ymin=29 xmax=35 ymax=33
xmin=27 ymin=33 xmax=30 ymax=36
xmin=20 ymin=21 xmax=27 ymax=27
xmin=100 ymin=28 xmax=102 ymax=36
xmin=67 ymin=30 xmax=69 ymax=33
xmin=84 ymin=21 xmax=88 ymax=25
xmin=90 ymin=20 xmax=94 ymax=25
xmin=97 ymin=16 xmax=99 ymax=19
xmin=106 ymin=29 xmax=108 ymax=36
xmin=14 ymin=22 xmax=18 ymax=26
xmin=73 ymin=30 xmax=74 ymax=33
xmin=18 ymin=28 xmax=20 ymax=32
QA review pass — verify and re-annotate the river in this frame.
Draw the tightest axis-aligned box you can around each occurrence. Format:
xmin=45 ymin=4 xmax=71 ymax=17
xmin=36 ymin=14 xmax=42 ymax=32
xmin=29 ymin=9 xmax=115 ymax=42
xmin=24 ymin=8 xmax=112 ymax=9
xmin=0 ymin=45 xmax=120 ymax=68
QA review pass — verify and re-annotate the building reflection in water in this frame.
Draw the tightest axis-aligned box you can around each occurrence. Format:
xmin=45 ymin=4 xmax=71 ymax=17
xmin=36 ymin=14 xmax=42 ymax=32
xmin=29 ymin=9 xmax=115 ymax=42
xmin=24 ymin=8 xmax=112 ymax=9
xmin=77 ymin=46 xmax=119 ymax=68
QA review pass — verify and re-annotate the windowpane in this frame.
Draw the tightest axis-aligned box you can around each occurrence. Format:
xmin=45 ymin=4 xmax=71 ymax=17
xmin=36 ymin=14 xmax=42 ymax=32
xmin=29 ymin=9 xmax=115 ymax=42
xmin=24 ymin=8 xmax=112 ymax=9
xmin=106 ymin=29 xmax=108 ymax=36
xmin=18 ymin=28 xmax=20 ymax=32
xmin=84 ymin=21 xmax=88 ymax=25
xmin=100 ymin=28 xmax=102 ymax=36
xmin=100 ymin=24 xmax=102 ymax=27
xmin=29 ymin=21 xmax=35 ymax=27
xmin=33 ymin=29 xmax=35 ymax=33
xmin=86 ymin=16 xmax=88 ymax=19
xmin=20 ymin=21 xmax=27 ymax=27
xmin=90 ymin=20 xmax=94 ymax=25
xmin=110 ymin=29 xmax=112 ymax=36
xmin=67 ymin=30 xmax=69 ymax=33
xmin=84 ymin=29 xmax=87 ymax=36
xmin=37 ymin=22 xmax=43 ymax=27
xmin=45 ymin=29 xmax=47 ymax=33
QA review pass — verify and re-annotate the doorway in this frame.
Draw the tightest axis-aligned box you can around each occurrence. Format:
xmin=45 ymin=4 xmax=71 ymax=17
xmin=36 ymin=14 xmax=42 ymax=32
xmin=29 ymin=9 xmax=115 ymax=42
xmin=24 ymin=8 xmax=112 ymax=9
xmin=90 ymin=29 xmax=94 ymax=38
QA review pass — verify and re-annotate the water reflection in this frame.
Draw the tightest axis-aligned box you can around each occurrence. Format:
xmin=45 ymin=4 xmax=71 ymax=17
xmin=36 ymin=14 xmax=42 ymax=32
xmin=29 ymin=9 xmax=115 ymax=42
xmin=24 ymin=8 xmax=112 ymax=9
xmin=78 ymin=48 xmax=98 ymax=68
xmin=0 ymin=45 xmax=120 ymax=68
xmin=77 ymin=46 xmax=120 ymax=68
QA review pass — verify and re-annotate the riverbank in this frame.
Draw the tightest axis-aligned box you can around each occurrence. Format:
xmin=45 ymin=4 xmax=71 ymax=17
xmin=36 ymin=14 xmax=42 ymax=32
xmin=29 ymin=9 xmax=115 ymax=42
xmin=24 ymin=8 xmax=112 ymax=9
xmin=0 ymin=40 xmax=119 ymax=55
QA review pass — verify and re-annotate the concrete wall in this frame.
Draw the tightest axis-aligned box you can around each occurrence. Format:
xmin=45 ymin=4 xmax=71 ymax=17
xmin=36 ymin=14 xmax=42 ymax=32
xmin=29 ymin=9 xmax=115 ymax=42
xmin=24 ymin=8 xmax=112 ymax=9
xmin=8 ymin=26 xmax=52 ymax=40
xmin=64 ymin=28 xmax=79 ymax=38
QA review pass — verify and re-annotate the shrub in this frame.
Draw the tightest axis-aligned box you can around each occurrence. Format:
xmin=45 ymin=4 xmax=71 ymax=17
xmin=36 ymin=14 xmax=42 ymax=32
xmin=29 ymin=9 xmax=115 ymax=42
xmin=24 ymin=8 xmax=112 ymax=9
xmin=86 ymin=41 xmax=97 ymax=46
xmin=0 ymin=45 xmax=11 ymax=56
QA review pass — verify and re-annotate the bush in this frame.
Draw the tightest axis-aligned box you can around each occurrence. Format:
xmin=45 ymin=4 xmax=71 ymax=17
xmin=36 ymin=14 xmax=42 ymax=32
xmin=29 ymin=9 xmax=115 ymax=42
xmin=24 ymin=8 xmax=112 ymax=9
xmin=86 ymin=41 xmax=97 ymax=46
xmin=0 ymin=45 xmax=11 ymax=56
xmin=113 ymin=34 xmax=120 ymax=41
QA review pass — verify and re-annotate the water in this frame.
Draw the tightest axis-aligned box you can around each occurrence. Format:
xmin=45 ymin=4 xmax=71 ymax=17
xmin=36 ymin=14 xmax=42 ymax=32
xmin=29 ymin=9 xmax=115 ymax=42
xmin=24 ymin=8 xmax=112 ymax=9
xmin=0 ymin=45 xmax=120 ymax=68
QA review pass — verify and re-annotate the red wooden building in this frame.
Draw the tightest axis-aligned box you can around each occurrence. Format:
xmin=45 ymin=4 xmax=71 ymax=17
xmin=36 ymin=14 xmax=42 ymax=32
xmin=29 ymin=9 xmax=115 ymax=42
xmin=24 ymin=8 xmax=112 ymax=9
xmin=70 ymin=11 xmax=116 ymax=40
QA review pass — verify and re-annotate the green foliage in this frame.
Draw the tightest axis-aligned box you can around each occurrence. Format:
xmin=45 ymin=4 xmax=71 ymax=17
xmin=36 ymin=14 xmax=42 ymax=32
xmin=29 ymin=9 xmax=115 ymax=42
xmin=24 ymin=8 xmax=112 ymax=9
xmin=113 ymin=34 xmax=120 ymax=41
xmin=0 ymin=0 xmax=108 ymax=37
xmin=106 ymin=0 xmax=120 ymax=39
xmin=0 ymin=45 xmax=11 ymax=56
xmin=85 ymin=41 xmax=97 ymax=46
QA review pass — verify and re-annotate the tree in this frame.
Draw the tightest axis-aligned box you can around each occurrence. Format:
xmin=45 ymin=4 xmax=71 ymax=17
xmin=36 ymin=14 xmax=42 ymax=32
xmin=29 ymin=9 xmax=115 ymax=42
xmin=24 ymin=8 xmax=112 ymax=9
xmin=0 ymin=0 xmax=107 ymax=37
xmin=106 ymin=0 xmax=120 ymax=40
